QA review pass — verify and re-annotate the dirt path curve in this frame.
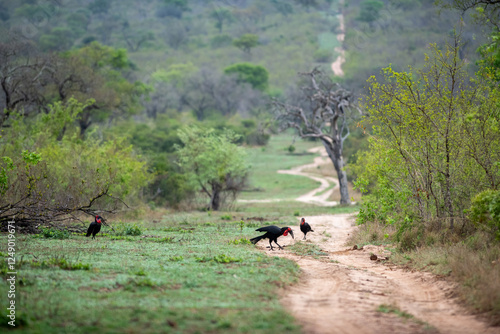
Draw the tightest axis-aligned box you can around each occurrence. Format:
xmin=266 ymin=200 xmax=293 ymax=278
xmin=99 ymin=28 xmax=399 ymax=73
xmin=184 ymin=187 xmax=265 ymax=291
xmin=331 ymin=0 xmax=345 ymax=77
xmin=255 ymin=214 xmax=500 ymax=334
xmin=239 ymin=146 xmax=339 ymax=206
xmin=277 ymin=146 xmax=339 ymax=206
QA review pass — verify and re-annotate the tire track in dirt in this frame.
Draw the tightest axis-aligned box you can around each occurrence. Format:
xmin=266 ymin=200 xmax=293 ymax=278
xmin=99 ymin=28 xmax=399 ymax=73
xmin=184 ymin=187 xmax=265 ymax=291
xmin=254 ymin=214 xmax=500 ymax=334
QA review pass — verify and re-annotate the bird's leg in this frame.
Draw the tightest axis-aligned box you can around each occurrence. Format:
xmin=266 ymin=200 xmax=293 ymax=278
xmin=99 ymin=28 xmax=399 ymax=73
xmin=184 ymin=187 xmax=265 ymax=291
xmin=303 ymin=234 xmax=306 ymax=240
xmin=275 ymin=241 xmax=283 ymax=250
xmin=269 ymin=240 xmax=274 ymax=251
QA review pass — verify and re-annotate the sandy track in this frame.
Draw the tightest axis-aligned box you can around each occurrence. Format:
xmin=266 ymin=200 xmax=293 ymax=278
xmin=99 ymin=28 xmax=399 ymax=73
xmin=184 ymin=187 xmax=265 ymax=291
xmin=254 ymin=214 xmax=500 ymax=334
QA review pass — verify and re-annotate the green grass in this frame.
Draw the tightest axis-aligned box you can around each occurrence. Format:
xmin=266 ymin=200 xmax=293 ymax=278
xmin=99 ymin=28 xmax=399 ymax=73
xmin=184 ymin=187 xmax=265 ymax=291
xmin=289 ymin=241 xmax=329 ymax=258
xmin=0 ymin=216 xmax=301 ymax=333
xmin=0 ymin=132 xmax=362 ymax=333
xmin=376 ymin=304 xmax=434 ymax=330
xmin=377 ymin=304 xmax=414 ymax=319
xmin=240 ymin=133 xmax=325 ymax=201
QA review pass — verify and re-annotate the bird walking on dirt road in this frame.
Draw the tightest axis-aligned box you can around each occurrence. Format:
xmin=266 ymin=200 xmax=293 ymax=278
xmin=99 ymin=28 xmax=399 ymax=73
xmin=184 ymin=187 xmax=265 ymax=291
xmin=86 ymin=215 xmax=103 ymax=239
xmin=300 ymin=218 xmax=314 ymax=240
xmin=250 ymin=225 xmax=294 ymax=250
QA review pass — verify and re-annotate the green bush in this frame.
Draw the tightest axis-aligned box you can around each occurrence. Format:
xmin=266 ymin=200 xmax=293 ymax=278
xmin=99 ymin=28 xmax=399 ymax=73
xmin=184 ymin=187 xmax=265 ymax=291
xmin=114 ymin=223 xmax=143 ymax=236
xmin=313 ymin=49 xmax=331 ymax=63
xmin=36 ymin=227 xmax=70 ymax=239
xmin=469 ymin=189 xmax=500 ymax=240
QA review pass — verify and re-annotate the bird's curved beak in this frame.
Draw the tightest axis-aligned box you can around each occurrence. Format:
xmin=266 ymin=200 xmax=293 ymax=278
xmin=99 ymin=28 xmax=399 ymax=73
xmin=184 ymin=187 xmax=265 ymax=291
xmin=289 ymin=229 xmax=294 ymax=239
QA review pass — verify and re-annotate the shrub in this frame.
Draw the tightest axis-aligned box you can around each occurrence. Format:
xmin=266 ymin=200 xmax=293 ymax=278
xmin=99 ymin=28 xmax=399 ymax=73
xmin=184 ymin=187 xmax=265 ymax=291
xmin=36 ymin=227 xmax=70 ymax=239
xmin=114 ymin=223 xmax=143 ymax=236
xmin=313 ymin=49 xmax=332 ymax=63
xmin=245 ymin=130 xmax=270 ymax=146
xmin=469 ymin=189 xmax=500 ymax=240
xmin=210 ymin=34 xmax=233 ymax=48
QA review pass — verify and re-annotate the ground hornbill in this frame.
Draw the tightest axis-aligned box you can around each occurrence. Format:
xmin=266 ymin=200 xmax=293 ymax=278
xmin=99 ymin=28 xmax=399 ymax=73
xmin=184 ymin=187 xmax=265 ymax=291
xmin=86 ymin=215 xmax=103 ymax=239
xmin=300 ymin=217 xmax=314 ymax=240
xmin=250 ymin=225 xmax=294 ymax=250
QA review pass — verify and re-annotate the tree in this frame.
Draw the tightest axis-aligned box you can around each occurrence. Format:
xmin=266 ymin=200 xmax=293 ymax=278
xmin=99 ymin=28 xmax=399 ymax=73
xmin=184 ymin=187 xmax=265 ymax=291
xmin=121 ymin=21 xmax=155 ymax=52
xmin=163 ymin=19 xmax=188 ymax=49
xmin=271 ymin=0 xmax=294 ymax=16
xmin=159 ymin=0 xmax=189 ymax=18
xmin=0 ymin=40 xmax=51 ymax=127
xmin=441 ymin=1 xmax=500 ymax=81
xmin=181 ymin=67 xmax=262 ymax=120
xmin=145 ymin=63 xmax=197 ymax=117
xmin=224 ymin=63 xmax=269 ymax=91
xmin=175 ymin=126 xmax=249 ymax=211
xmin=88 ymin=0 xmax=112 ymax=15
xmin=0 ymin=98 xmax=151 ymax=228
xmin=357 ymin=39 xmax=500 ymax=230
xmin=357 ymin=0 xmax=384 ymax=24
xmin=210 ymin=7 xmax=234 ymax=33
xmin=54 ymin=42 xmax=151 ymax=135
xmin=233 ymin=34 xmax=259 ymax=55
xmin=273 ymin=68 xmax=355 ymax=205
xmin=293 ymin=0 xmax=318 ymax=12
xmin=442 ymin=0 xmax=500 ymax=27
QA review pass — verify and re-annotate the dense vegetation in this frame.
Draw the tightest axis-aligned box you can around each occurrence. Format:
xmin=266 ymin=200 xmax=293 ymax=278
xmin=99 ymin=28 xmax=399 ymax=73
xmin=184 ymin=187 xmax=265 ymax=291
xmin=1 ymin=0 xmax=500 ymax=329
xmin=349 ymin=0 xmax=500 ymax=323
xmin=0 ymin=0 xmax=490 ymax=213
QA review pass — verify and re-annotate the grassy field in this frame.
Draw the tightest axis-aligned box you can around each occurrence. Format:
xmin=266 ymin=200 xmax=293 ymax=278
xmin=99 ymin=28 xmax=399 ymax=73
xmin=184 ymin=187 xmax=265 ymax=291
xmin=0 ymin=215 xmax=302 ymax=333
xmin=239 ymin=134 xmax=322 ymax=201
xmin=0 ymin=133 xmax=360 ymax=333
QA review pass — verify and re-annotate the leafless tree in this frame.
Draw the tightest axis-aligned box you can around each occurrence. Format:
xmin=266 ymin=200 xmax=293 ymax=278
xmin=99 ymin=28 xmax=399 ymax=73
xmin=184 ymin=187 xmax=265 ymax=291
xmin=273 ymin=68 xmax=358 ymax=205
xmin=181 ymin=67 xmax=263 ymax=120
xmin=0 ymin=40 xmax=51 ymax=127
xmin=447 ymin=0 xmax=500 ymax=28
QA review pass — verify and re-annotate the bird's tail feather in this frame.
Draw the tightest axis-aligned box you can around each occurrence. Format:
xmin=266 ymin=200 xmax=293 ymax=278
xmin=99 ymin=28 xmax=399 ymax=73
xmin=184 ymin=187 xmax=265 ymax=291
xmin=86 ymin=227 xmax=92 ymax=237
xmin=250 ymin=235 xmax=264 ymax=245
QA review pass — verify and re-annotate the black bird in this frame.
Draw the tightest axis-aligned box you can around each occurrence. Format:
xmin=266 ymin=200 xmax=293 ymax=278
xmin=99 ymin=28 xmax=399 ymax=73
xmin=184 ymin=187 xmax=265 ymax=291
xmin=250 ymin=225 xmax=294 ymax=250
xmin=86 ymin=215 xmax=103 ymax=239
xmin=300 ymin=217 xmax=314 ymax=240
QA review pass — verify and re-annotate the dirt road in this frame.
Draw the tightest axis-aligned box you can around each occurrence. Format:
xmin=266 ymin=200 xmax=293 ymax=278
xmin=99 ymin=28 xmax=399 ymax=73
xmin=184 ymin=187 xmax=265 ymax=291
xmin=255 ymin=214 xmax=500 ymax=334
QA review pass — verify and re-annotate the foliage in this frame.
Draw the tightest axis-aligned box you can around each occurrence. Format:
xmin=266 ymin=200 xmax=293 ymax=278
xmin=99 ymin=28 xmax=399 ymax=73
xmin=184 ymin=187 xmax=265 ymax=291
xmin=210 ymin=7 xmax=234 ymax=33
xmin=0 ymin=98 xmax=151 ymax=226
xmin=35 ymin=227 xmax=71 ymax=239
xmin=61 ymin=42 xmax=152 ymax=134
xmin=232 ymin=34 xmax=259 ymax=54
xmin=469 ymin=189 xmax=500 ymax=239
xmin=175 ymin=126 xmax=250 ymax=210
xmin=224 ymin=62 xmax=269 ymax=91
xmin=356 ymin=39 xmax=500 ymax=232
xmin=357 ymin=0 xmax=384 ymax=23
xmin=477 ymin=30 xmax=500 ymax=82
xmin=440 ymin=0 xmax=500 ymax=27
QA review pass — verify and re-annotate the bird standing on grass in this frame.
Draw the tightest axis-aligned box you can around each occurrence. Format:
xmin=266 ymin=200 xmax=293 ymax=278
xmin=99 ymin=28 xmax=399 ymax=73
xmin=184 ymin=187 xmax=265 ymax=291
xmin=86 ymin=215 xmax=103 ymax=239
xmin=300 ymin=217 xmax=314 ymax=240
xmin=250 ymin=225 xmax=294 ymax=250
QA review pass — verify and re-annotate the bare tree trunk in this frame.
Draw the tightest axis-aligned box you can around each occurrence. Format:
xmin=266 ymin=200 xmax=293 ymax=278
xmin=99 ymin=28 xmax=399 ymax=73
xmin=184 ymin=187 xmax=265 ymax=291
xmin=321 ymin=138 xmax=350 ymax=204
xmin=273 ymin=68 xmax=357 ymax=205
xmin=209 ymin=183 xmax=222 ymax=211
